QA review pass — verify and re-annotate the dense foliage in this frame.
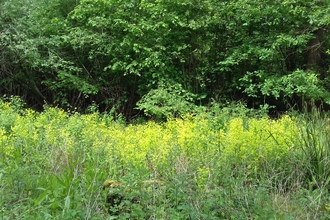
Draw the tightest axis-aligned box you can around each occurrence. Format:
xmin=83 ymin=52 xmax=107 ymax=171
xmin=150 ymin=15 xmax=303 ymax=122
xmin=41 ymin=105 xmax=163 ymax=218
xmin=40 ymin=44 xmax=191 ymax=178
xmin=1 ymin=0 xmax=330 ymax=118
xmin=1 ymin=99 xmax=330 ymax=219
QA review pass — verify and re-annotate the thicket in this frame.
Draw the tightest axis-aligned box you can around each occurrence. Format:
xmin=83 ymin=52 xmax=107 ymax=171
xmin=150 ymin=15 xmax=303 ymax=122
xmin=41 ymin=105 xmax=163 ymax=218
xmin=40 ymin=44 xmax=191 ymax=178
xmin=1 ymin=99 xmax=330 ymax=219
xmin=1 ymin=0 xmax=330 ymax=119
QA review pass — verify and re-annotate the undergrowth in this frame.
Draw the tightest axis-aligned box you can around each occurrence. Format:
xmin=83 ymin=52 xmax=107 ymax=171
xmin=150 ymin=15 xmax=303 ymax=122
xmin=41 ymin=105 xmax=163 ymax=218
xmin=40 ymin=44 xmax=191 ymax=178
xmin=0 ymin=99 xmax=329 ymax=219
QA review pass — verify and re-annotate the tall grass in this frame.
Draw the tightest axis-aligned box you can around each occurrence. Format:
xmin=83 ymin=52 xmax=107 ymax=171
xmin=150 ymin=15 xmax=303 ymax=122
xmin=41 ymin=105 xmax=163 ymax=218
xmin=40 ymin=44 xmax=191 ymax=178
xmin=0 ymin=99 xmax=330 ymax=219
xmin=297 ymin=109 xmax=330 ymax=188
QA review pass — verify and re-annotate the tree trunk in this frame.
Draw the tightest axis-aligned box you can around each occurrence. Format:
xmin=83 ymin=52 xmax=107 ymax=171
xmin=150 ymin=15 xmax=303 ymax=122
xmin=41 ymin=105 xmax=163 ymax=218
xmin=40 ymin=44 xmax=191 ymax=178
xmin=306 ymin=28 xmax=323 ymax=71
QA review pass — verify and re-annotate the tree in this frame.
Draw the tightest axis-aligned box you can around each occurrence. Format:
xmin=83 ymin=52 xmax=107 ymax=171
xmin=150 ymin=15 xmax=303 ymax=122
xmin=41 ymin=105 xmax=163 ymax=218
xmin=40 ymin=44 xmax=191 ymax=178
xmin=1 ymin=0 xmax=330 ymax=117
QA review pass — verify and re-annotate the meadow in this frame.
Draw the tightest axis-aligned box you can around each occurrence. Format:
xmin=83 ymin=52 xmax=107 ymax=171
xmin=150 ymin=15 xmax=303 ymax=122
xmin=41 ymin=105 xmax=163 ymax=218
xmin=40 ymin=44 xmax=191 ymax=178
xmin=1 ymin=99 xmax=330 ymax=219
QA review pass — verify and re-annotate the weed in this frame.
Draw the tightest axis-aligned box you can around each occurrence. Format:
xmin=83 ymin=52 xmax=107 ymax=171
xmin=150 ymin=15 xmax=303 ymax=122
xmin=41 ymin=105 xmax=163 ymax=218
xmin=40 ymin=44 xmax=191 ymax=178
xmin=1 ymin=99 xmax=330 ymax=218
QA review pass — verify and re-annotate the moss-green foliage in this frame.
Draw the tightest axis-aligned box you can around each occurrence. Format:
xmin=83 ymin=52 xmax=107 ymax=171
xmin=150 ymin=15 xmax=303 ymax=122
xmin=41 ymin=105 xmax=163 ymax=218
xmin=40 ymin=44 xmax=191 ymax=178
xmin=0 ymin=100 xmax=330 ymax=219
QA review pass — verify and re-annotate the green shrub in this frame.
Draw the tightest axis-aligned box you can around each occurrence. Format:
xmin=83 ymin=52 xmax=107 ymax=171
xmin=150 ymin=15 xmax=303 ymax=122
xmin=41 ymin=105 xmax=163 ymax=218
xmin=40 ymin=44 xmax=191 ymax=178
xmin=136 ymin=81 xmax=203 ymax=120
